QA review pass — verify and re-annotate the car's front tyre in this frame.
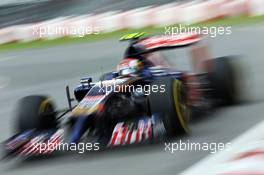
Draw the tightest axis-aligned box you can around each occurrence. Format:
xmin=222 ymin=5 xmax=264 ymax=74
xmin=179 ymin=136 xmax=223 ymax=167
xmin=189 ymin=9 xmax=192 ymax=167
xmin=15 ymin=95 xmax=58 ymax=133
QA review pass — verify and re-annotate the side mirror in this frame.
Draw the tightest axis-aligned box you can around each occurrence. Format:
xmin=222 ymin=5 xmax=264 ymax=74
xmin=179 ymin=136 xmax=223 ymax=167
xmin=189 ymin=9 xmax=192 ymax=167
xmin=80 ymin=77 xmax=92 ymax=86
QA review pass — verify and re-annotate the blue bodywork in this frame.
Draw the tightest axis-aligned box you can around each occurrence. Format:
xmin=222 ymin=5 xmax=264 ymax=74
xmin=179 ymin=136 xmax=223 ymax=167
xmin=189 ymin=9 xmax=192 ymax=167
xmin=71 ymin=65 xmax=183 ymax=144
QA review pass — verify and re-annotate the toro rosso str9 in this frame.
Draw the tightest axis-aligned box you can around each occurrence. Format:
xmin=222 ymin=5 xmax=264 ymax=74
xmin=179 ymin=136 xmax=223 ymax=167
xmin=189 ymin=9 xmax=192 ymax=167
xmin=2 ymin=33 xmax=238 ymax=158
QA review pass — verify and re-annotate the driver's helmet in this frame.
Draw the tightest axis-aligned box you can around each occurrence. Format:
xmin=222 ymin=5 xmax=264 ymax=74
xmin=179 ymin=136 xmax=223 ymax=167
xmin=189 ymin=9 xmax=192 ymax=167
xmin=117 ymin=58 xmax=144 ymax=76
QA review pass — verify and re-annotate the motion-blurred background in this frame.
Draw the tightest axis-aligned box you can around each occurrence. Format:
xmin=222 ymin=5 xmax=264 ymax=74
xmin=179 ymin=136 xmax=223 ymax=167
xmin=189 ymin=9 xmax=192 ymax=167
xmin=0 ymin=0 xmax=264 ymax=175
xmin=0 ymin=0 xmax=263 ymax=46
xmin=0 ymin=0 xmax=186 ymax=29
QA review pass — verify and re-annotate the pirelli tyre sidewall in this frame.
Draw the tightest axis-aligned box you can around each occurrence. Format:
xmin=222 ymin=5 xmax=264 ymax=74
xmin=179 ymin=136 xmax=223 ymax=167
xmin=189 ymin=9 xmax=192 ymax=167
xmin=148 ymin=78 xmax=190 ymax=137
xmin=15 ymin=95 xmax=57 ymax=133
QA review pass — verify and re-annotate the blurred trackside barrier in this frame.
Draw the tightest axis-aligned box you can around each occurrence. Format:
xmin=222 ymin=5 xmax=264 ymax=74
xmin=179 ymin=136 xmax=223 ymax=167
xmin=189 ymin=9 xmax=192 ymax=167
xmin=0 ymin=0 xmax=263 ymax=45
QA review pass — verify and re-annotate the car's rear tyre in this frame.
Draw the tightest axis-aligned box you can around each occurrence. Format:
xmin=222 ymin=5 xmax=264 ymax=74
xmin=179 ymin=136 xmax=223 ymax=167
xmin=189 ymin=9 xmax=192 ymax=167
xmin=207 ymin=57 xmax=238 ymax=105
xmin=15 ymin=95 xmax=57 ymax=133
xmin=148 ymin=78 xmax=190 ymax=137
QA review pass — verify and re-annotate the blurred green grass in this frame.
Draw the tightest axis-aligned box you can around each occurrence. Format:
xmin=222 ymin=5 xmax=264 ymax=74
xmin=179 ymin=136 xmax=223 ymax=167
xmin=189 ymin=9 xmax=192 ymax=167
xmin=0 ymin=15 xmax=263 ymax=52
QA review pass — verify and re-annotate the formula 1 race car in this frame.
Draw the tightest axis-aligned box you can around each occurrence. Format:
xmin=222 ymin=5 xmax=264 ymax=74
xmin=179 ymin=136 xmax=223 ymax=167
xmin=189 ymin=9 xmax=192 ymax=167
xmin=2 ymin=33 xmax=238 ymax=158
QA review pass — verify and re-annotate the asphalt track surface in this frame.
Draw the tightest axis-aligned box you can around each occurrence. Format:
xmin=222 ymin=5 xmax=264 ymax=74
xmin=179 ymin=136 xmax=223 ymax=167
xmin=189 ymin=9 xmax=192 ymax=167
xmin=0 ymin=26 xmax=264 ymax=175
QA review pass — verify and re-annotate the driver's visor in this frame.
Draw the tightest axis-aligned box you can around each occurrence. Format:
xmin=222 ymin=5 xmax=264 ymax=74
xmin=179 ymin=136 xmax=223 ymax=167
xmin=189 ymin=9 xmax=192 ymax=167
xmin=119 ymin=67 xmax=137 ymax=76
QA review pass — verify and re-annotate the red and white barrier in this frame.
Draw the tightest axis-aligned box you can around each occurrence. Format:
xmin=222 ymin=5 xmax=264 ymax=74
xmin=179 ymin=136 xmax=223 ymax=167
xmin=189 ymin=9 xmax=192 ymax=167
xmin=0 ymin=0 xmax=263 ymax=45
xmin=250 ymin=0 xmax=264 ymax=16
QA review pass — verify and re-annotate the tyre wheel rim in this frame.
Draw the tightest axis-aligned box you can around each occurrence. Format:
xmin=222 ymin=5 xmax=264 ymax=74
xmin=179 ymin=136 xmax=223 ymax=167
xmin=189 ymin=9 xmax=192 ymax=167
xmin=173 ymin=80 xmax=190 ymax=133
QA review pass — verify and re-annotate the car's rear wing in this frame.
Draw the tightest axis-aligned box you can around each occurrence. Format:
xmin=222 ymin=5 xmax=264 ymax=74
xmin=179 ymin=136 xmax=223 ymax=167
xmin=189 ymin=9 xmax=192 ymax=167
xmin=124 ymin=33 xmax=202 ymax=57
